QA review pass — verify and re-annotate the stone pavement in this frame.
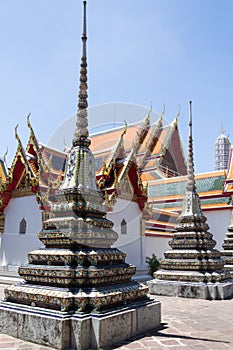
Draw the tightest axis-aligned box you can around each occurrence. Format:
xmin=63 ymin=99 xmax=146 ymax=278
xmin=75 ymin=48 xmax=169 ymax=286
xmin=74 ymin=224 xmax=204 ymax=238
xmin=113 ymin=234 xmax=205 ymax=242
xmin=0 ymin=284 xmax=232 ymax=349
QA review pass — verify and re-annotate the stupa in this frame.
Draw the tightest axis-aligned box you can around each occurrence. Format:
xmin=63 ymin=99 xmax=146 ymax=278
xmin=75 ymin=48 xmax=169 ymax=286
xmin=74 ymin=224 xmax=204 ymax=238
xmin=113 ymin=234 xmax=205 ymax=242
xmin=0 ymin=2 xmax=161 ymax=349
xmin=222 ymin=212 xmax=233 ymax=277
xmin=148 ymin=101 xmax=233 ymax=300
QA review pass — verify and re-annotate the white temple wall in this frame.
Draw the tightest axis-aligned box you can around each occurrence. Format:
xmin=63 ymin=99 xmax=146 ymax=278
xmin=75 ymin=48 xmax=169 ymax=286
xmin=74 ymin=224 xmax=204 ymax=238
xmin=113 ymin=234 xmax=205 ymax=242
xmin=144 ymin=208 xmax=232 ymax=261
xmin=0 ymin=196 xmax=42 ymax=269
xmin=204 ymin=209 xmax=232 ymax=250
xmin=107 ymin=198 xmax=147 ymax=268
xmin=145 ymin=235 xmax=170 ymax=260
xmin=1 ymin=193 xmax=230 ymax=273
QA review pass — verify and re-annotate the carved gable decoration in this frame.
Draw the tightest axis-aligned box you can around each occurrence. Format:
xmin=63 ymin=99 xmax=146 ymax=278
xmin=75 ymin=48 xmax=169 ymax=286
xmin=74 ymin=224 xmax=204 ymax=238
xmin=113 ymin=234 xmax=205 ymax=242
xmin=117 ymin=175 xmax=134 ymax=200
xmin=12 ymin=172 xmax=33 ymax=198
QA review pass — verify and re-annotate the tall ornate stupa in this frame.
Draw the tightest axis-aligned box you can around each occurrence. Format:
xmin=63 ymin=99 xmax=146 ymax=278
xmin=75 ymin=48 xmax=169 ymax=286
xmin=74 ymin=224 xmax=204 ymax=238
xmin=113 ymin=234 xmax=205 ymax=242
xmin=148 ymin=101 xmax=233 ymax=300
xmin=222 ymin=212 xmax=233 ymax=277
xmin=0 ymin=2 xmax=160 ymax=349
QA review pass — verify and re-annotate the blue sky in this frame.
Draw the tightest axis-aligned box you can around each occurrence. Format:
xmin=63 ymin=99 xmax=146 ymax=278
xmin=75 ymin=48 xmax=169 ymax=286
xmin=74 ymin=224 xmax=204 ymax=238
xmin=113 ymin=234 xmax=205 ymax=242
xmin=0 ymin=0 xmax=232 ymax=173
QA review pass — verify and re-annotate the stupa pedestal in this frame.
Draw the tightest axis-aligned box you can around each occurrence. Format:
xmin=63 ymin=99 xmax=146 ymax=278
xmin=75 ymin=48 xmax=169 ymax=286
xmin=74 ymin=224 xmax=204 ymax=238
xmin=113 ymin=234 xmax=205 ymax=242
xmin=148 ymin=221 xmax=233 ymax=300
xmin=148 ymin=102 xmax=233 ymax=300
xmin=0 ymin=299 xmax=160 ymax=349
xmin=0 ymin=2 xmax=161 ymax=348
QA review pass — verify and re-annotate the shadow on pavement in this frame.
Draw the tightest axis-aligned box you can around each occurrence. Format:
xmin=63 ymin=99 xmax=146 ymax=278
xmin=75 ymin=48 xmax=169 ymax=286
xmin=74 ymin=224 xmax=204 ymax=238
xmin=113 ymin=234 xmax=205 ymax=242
xmin=112 ymin=322 xmax=230 ymax=349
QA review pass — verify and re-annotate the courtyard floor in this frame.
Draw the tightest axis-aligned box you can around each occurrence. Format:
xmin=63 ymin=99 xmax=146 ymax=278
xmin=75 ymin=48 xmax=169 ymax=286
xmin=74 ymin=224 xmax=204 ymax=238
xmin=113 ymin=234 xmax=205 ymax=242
xmin=0 ymin=284 xmax=232 ymax=350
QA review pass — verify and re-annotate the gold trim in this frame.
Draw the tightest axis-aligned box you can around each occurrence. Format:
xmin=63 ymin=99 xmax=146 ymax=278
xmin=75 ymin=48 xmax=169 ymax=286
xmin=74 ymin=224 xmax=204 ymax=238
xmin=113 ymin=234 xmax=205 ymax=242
xmin=0 ymin=214 xmax=5 ymax=234
xmin=12 ymin=187 xmax=34 ymax=198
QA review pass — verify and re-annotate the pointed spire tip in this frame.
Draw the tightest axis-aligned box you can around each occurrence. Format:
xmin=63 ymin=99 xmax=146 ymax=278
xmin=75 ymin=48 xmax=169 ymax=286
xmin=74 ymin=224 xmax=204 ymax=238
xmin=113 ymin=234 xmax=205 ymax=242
xmin=72 ymin=0 xmax=89 ymax=146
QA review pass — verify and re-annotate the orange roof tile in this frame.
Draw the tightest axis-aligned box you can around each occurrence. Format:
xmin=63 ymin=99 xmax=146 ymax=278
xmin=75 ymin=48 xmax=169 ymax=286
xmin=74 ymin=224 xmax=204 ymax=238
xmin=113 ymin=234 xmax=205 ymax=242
xmin=152 ymin=126 xmax=170 ymax=155
xmin=28 ymin=159 xmax=38 ymax=176
xmin=90 ymin=124 xmax=140 ymax=153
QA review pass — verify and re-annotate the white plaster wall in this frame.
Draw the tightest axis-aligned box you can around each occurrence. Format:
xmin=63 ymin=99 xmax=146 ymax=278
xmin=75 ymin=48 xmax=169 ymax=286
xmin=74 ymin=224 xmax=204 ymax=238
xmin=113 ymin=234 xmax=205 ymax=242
xmin=204 ymin=209 xmax=232 ymax=250
xmin=145 ymin=236 xmax=170 ymax=260
xmin=107 ymin=198 xmax=146 ymax=268
xmin=144 ymin=209 xmax=232 ymax=261
xmin=0 ymin=196 xmax=43 ymax=268
xmin=117 ymin=236 xmax=146 ymax=266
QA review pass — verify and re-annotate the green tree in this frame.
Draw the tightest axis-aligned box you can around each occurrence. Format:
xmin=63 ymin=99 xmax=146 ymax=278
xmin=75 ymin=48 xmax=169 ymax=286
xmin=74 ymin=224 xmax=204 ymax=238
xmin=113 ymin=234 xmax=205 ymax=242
xmin=146 ymin=254 xmax=160 ymax=277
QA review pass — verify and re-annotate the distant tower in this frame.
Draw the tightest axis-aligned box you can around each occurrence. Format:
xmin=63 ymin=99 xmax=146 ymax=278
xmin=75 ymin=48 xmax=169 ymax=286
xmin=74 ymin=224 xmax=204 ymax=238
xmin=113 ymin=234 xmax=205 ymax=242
xmin=215 ymin=127 xmax=231 ymax=170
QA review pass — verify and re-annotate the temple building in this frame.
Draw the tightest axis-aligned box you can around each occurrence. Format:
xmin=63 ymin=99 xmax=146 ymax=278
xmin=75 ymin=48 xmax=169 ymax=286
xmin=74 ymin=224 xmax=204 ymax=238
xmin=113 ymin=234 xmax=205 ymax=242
xmin=0 ymin=108 xmax=187 ymax=274
xmin=0 ymin=109 xmax=233 ymax=274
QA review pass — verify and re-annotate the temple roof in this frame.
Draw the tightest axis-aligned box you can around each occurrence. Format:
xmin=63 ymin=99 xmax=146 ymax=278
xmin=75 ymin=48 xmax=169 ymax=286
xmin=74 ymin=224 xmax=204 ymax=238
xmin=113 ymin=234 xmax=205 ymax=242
xmin=0 ymin=157 xmax=8 ymax=183
xmin=148 ymin=170 xmax=230 ymax=205
xmin=0 ymin=117 xmax=148 ymax=212
xmin=90 ymin=122 xmax=142 ymax=153
xmin=224 ymin=146 xmax=233 ymax=193
xmin=144 ymin=105 xmax=233 ymax=236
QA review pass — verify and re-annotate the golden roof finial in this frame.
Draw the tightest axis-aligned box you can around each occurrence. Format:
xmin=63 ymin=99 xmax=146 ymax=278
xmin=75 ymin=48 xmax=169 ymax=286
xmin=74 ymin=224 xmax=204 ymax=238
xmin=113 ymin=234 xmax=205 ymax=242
xmin=3 ymin=147 xmax=8 ymax=163
xmin=15 ymin=124 xmax=21 ymax=143
xmin=123 ymin=120 xmax=127 ymax=135
xmin=160 ymin=103 xmax=165 ymax=122
xmin=147 ymin=101 xmax=152 ymax=123
xmin=175 ymin=105 xmax=181 ymax=125
xmin=120 ymin=120 xmax=127 ymax=140
xmin=27 ymin=113 xmax=32 ymax=129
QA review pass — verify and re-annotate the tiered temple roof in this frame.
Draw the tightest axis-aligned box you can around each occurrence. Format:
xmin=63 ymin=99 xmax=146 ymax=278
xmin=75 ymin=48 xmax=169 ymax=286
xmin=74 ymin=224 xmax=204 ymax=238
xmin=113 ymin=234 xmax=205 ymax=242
xmin=1 ymin=116 xmax=233 ymax=239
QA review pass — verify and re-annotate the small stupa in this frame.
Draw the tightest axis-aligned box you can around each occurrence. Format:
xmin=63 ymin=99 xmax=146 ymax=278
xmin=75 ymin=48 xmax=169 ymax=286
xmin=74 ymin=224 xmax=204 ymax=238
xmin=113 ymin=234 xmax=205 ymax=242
xmin=222 ymin=212 xmax=233 ymax=277
xmin=148 ymin=101 xmax=233 ymax=300
xmin=0 ymin=2 xmax=160 ymax=349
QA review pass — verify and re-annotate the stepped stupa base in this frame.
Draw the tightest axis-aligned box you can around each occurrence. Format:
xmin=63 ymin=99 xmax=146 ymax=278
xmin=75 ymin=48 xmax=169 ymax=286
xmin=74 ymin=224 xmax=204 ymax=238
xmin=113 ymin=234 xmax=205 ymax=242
xmin=148 ymin=279 xmax=233 ymax=300
xmin=0 ymin=298 xmax=161 ymax=350
xmin=224 ymin=265 xmax=233 ymax=278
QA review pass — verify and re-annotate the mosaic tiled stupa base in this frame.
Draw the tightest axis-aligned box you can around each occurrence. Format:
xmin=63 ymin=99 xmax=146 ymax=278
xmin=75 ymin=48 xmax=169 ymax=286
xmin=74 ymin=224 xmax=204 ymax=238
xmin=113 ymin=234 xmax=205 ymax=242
xmin=0 ymin=2 xmax=161 ymax=349
xmin=222 ymin=213 xmax=233 ymax=277
xmin=148 ymin=102 xmax=233 ymax=300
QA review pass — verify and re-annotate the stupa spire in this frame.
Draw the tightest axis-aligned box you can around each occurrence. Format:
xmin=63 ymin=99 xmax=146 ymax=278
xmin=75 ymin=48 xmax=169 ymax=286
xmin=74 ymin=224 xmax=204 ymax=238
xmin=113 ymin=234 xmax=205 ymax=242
xmin=186 ymin=101 xmax=196 ymax=192
xmin=178 ymin=101 xmax=203 ymax=219
xmin=73 ymin=0 xmax=89 ymax=147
